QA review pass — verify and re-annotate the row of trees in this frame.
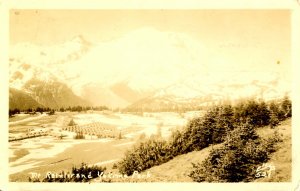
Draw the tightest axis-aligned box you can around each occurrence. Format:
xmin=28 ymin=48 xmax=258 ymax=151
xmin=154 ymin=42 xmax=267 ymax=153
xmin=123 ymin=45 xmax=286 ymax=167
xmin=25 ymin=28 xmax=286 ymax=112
xmin=123 ymin=105 xmax=205 ymax=113
xmin=117 ymin=96 xmax=291 ymax=176
xmin=9 ymin=107 xmax=55 ymax=117
xmin=9 ymin=105 xmax=110 ymax=117
xmin=59 ymin=105 xmax=109 ymax=112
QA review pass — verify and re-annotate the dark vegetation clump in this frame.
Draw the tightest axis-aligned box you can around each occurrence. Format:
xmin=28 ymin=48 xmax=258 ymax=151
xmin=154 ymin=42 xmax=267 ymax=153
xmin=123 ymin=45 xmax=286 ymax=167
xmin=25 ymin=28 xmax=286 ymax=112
xmin=189 ymin=123 xmax=282 ymax=182
xmin=118 ymin=138 xmax=170 ymax=175
xmin=73 ymin=131 xmax=85 ymax=139
xmin=118 ymin=96 xmax=291 ymax=179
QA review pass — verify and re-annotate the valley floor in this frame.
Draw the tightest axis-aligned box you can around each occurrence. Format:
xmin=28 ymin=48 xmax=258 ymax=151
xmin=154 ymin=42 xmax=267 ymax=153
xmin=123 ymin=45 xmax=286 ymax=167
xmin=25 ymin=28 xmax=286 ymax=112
xmin=8 ymin=111 xmax=196 ymax=182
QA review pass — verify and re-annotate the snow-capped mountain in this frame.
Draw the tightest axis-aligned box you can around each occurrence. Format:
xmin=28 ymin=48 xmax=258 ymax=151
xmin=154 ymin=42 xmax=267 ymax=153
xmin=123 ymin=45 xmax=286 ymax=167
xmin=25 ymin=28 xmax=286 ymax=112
xmin=9 ymin=27 xmax=291 ymax=110
xmin=9 ymin=28 xmax=208 ymax=108
xmin=9 ymin=35 xmax=91 ymax=89
xmin=9 ymin=35 xmax=92 ymax=109
xmin=125 ymin=71 xmax=290 ymax=111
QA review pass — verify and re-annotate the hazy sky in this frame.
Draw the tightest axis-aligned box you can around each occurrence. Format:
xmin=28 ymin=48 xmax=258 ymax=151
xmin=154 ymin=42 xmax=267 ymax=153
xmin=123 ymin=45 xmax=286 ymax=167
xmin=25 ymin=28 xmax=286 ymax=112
xmin=10 ymin=10 xmax=290 ymax=45
xmin=9 ymin=10 xmax=291 ymax=80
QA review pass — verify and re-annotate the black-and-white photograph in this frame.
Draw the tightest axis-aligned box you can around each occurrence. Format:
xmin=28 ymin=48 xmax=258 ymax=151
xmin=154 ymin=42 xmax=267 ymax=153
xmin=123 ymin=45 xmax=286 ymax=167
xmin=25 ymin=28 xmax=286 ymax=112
xmin=8 ymin=9 xmax=292 ymax=183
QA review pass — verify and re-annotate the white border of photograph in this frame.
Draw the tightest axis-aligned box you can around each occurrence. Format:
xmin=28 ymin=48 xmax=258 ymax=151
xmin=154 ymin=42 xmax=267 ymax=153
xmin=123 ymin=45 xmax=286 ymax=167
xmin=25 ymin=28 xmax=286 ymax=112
xmin=0 ymin=0 xmax=299 ymax=191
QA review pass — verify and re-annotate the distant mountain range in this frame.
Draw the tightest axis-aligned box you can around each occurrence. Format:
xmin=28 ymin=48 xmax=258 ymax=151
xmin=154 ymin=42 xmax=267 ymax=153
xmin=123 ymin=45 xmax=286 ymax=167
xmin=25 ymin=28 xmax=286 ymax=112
xmin=9 ymin=28 xmax=291 ymax=111
xmin=125 ymin=72 xmax=290 ymax=111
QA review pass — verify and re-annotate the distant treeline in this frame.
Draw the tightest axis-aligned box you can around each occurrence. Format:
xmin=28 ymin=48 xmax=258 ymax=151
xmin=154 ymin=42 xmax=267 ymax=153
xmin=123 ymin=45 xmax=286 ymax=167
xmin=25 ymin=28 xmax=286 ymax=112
xmin=9 ymin=105 xmax=109 ymax=117
xmin=9 ymin=107 xmax=55 ymax=117
xmin=117 ymin=96 xmax=291 ymax=178
xmin=123 ymin=105 xmax=206 ymax=113
xmin=58 ymin=105 xmax=109 ymax=112
xmin=123 ymin=94 xmax=226 ymax=112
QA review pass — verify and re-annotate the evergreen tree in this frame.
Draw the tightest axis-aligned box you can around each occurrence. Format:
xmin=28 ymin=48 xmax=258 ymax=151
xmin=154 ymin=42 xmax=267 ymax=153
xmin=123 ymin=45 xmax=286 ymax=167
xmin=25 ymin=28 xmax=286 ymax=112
xmin=269 ymin=101 xmax=281 ymax=128
xmin=257 ymin=100 xmax=270 ymax=126
xmin=68 ymin=119 xmax=76 ymax=126
xmin=214 ymin=105 xmax=234 ymax=143
xmin=281 ymin=95 xmax=292 ymax=118
xmin=269 ymin=111 xmax=279 ymax=129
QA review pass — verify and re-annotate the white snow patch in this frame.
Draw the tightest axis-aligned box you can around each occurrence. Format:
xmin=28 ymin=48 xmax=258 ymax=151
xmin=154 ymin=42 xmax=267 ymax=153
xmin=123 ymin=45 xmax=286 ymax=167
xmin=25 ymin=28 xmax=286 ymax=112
xmin=93 ymin=159 xmax=119 ymax=166
xmin=113 ymin=142 xmax=135 ymax=147
xmin=9 ymin=136 xmax=113 ymax=174
xmin=9 ymin=114 xmax=47 ymax=125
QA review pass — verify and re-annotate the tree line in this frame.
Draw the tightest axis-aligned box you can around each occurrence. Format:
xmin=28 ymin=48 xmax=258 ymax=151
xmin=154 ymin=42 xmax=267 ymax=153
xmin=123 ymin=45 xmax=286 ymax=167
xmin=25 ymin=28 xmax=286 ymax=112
xmin=9 ymin=105 xmax=110 ymax=117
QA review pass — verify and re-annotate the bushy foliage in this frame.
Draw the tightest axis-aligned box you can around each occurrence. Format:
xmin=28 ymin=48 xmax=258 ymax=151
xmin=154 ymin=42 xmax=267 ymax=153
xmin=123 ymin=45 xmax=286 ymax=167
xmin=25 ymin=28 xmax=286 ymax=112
xmin=118 ymin=106 xmax=234 ymax=176
xmin=269 ymin=111 xmax=280 ymax=129
xmin=269 ymin=101 xmax=282 ymax=123
xmin=189 ymin=123 xmax=282 ymax=182
xmin=213 ymin=105 xmax=235 ymax=143
xmin=167 ymin=129 xmax=185 ymax=156
xmin=118 ymin=138 xmax=170 ymax=176
xmin=281 ymin=95 xmax=292 ymax=118
xmin=263 ymin=130 xmax=283 ymax=153
xmin=233 ymin=100 xmax=270 ymax=127
xmin=177 ymin=105 xmax=234 ymax=153
xmin=118 ymin=97 xmax=291 ymax=177
xmin=184 ymin=115 xmax=212 ymax=152
xmin=70 ymin=163 xmax=106 ymax=182
xmin=9 ymin=108 xmax=20 ymax=117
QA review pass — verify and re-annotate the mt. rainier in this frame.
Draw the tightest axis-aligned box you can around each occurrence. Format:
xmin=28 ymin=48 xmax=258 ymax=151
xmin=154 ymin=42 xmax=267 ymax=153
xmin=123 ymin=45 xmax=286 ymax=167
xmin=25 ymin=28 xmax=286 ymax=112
xmin=9 ymin=28 xmax=290 ymax=110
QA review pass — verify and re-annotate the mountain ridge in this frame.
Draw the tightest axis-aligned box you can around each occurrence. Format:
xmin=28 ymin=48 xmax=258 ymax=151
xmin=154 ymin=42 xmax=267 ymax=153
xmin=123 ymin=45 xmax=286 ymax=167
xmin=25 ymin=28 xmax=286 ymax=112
xmin=9 ymin=88 xmax=44 ymax=110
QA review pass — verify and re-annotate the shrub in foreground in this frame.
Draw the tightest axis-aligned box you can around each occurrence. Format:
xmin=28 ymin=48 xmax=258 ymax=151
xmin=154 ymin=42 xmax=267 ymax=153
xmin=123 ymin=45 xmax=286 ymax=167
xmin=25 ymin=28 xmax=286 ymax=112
xmin=118 ymin=138 xmax=170 ymax=176
xmin=189 ymin=123 xmax=282 ymax=182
